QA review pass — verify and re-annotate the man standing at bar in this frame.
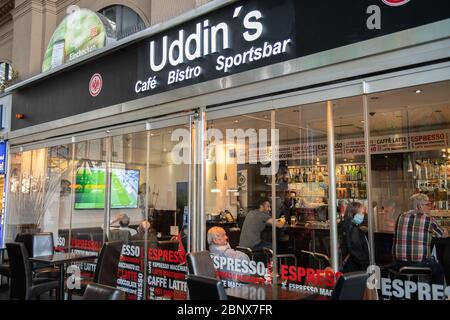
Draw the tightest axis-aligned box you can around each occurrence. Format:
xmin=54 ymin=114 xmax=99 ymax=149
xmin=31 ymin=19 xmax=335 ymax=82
xmin=239 ymin=199 xmax=285 ymax=251
xmin=392 ymin=193 xmax=448 ymax=285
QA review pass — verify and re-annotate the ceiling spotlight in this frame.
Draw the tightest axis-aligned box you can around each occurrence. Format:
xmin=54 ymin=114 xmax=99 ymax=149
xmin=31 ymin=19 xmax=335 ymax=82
xmin=234 ymin=120 xmax=239 ymax=123
xmin=415 ymin=89 xmax=423 ymax=94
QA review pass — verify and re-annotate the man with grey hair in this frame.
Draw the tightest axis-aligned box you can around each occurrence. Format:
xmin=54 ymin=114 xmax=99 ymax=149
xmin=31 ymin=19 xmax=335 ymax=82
xmin=392 ymin=193 xmax=448 ymax=285
xmin=118 ymin=213 xmax=137 ymax=236
xmin=208 ymin=227 xmax=249 ymax=261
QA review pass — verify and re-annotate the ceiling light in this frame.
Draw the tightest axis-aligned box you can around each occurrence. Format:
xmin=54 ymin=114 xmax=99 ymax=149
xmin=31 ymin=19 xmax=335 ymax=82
xmin=415 ymin=89 xmax=422 ymax=94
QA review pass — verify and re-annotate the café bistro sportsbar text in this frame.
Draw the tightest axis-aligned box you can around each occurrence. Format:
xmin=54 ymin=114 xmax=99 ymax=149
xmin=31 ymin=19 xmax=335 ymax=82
xmin=134 ymin=4 xmax=293 ymax=93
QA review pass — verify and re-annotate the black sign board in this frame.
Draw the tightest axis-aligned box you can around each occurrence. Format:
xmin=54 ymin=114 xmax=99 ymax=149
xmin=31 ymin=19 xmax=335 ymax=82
xmin=11 ymin=0 xmax=450 ymax=130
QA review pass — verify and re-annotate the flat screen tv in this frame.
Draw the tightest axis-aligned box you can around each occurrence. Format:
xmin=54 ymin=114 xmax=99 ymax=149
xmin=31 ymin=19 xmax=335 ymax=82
xmin=74 ymin=166 xmax=140 ymax=209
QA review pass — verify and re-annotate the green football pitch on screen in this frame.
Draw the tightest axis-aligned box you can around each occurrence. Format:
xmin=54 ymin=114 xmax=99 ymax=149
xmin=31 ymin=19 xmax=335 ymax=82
xmin=75 ymin=167 xmax=139 ymax=209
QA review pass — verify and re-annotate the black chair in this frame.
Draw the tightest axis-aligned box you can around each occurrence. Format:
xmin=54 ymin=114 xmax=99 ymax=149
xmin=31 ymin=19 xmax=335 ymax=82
xmin=186 ymin=275 xmax=228 ymax=300
xmin=186 ymin=251 xmax=217 ymax=278
xmin=332 ymin=271 xmax=369 ymax=300
xmin=0 ymin=248 xmax=10 ymax=286
xmin=94 ymin=241 xmax=124 ymax=286
xmin=68 ymin=241 xmax=124 ymax=299
xmin=82 ymin=283 xmax=126 ymax=300
xmin=0 ymin=233 xmax=25 ymax=285
xmin=6 ymin=242 xmax=59 ymax=300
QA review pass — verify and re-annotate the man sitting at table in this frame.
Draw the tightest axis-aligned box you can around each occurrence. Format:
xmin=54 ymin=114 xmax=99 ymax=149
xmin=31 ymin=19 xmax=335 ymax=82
xmin=208 ymin=227 xmax=249 ymax=261
xmin=239 ymin=199 xmax=285 ymax=251
xmin=392 ymin=193 xmax=448 ymax=285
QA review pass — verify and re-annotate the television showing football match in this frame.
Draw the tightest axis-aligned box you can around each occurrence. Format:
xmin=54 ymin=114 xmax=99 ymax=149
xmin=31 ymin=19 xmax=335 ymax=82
xmin=74 ymin=165 xmax=139 ymax=209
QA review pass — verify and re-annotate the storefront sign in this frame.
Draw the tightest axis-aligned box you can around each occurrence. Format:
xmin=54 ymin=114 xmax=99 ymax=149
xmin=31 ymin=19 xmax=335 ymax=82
xmin=12 ymin=0 xmax=450 ymax=130
xmin=0 ymin=142 xmax=6 ymax=175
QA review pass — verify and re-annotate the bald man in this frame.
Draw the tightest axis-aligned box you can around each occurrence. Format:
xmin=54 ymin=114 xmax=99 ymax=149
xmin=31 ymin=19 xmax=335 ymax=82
xmin=208 ymin=227 xmax=249 ymax=261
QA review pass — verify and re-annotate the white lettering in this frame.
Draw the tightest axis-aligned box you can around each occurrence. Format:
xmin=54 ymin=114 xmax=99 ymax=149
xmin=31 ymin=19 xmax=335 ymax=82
xmin=167 ymin=66 xmax=202 ymax=85
xmin=150 ymin=36 xmax=168 ymax=72
xmin=243 ymin=10 xmax=263 ymax=42
xmin=215 ymin=39 xmax=291 ymax=73
xmin=185 ymin=23 xmax=202 ymax=61
xmin=169 ymin=30 xmax=185 ymax=66
xmin=211 ymin=22 xmax=230 ymax=53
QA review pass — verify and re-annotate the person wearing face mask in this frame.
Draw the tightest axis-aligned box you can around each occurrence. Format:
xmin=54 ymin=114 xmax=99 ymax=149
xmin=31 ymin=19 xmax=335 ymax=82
xmin=342 ymin=202 xmax=370 ymax=272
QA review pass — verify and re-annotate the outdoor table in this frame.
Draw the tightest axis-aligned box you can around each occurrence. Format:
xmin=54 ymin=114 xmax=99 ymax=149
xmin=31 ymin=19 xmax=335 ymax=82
xmin=30 ymin=252 xmax=97 ymax=300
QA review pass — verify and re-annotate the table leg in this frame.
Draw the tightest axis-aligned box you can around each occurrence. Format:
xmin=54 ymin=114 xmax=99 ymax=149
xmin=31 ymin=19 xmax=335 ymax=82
xmin=59 ymin=264 xmax=65 ymax=300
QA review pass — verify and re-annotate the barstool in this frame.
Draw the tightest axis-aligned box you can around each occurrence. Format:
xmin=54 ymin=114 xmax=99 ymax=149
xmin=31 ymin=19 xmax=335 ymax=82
xmin=387 ymin=266 xmax=432 ymax=300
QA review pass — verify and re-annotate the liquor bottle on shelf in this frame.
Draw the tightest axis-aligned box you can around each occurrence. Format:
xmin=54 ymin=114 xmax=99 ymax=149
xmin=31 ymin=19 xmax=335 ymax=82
xmin=312 ymin=168 xmax=317 ymax=183
xmin=307 ymin=167 xmax=312 ymax=182
xmin=317 ymin=167 xmax=324 ymax=183
xmin=361 ymin=165 xmax=366 ymax=181
xmin=294 ymin=169 xmax=299 ymax=183
xmin=303 ymin=168 xmax=308 ymax=183
xmin=357 ymin=165 xmax=362 ymax=181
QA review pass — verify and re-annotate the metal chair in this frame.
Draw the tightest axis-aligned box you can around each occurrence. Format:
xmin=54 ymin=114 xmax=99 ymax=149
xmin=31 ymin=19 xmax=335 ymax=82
xmin=301 ymin=250 xmax=331 ymax=270
xmin=6 ymin=242 xmax=59 ymax=300
xmin=186 ymin=274 xmax=228 ymax=300
xmin=387 ymin=265 xmax=432 ymax=300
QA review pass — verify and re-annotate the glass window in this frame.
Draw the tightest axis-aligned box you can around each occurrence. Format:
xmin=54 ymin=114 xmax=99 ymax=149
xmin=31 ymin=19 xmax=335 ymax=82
xmin=98 ymin=5 xmax=145 ymax=39
xmin=69 ymin=139 xmax=107 ymax=281
xmin=369 ymin=81 xmax=450 ymax=300
xmin=146 ymin=125 xmax=191 ymax=300
xmin=7 ymin=146 xmax=73 ymax=250
xmin=205 ymin=111 xmax=274 ymax=288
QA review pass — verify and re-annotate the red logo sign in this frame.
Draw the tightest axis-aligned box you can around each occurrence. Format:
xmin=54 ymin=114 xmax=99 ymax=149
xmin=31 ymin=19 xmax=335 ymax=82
xmin=382 ymin=0 xmax=410 ymax=6
xmin=89 ymin=73 xmax=102 ymax=97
